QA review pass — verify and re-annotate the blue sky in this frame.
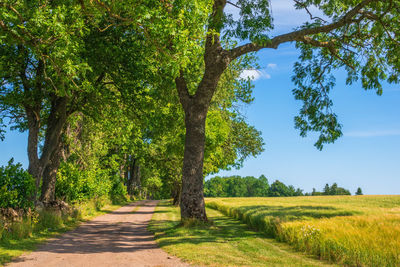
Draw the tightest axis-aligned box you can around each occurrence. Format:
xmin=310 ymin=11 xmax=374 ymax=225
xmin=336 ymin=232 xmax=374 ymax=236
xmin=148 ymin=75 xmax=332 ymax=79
xmin=211 ymin=1 xmax=400 ymax=194
xmin=213 ymin=42 xmax=400 ymax=195
xmin=1 ymin=1 xmax=399 ymax=195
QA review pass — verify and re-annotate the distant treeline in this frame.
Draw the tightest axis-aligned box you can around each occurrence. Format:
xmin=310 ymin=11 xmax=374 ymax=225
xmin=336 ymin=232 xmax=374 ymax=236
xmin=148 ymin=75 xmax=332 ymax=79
xmin=204 ymin=176 xmax=360 ymax=197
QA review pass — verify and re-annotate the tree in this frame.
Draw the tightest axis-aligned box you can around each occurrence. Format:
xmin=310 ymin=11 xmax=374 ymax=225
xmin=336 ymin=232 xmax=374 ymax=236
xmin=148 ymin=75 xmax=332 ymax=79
xmin=323 ymin=183 xmax=330 ymax=195
xmin=172 ymin=0 xmax=400 ymax=221
xmin=330 ymin=183 xmax=338 ymax=195
xmin=0 ymin=1 xmax=94 ymax=202
xmin=269 ymin=180 xmax=290 ymax=197
xmin=356 ymin=187 xmax=363 ymax=195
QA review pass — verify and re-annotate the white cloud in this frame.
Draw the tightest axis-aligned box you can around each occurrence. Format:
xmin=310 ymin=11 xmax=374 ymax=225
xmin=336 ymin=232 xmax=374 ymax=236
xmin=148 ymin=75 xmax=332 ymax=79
xmin=345 ymin=130 xmax=400 ymax=138
xmin=240 ymin=69 xmax=271 ymax=80
xmin=267 ymin=63 xmax=277 ymax=69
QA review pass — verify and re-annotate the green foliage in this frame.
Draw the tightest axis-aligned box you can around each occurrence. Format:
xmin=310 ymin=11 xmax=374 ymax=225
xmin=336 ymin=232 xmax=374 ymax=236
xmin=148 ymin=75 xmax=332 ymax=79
xmin=313 ymin=183 xmax=351 ymax=196
xmin=356 ymin=187 xmax=363 ymax=195
xmin=205 ymin=176 xmax=355 ymax=198
xmin=0 ymin=159 xmax=35 ymax=209
xmin=109 ymin=176 xmax=128 ymax=204
xmin=289 ymin=1 xmax=400 ymax=149
xmin=204 ymin=175 xmax=303 ymax=197
xmin=204 ymin=175 xmax=303 ymax=198
xmin=224 ymin=0 xmax=273 ymax=42
xmin=55 ymin=162 xmax=112 ymax=202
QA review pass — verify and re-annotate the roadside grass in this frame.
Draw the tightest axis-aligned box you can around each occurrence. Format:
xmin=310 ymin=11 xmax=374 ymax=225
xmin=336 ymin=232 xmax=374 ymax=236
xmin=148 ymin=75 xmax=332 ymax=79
xmin=149 ymin=200 xmax=334 ymax=267
xmin=0 ymin=197 xmax=130 ymax=266
xmin=206 ymin=195 xmax=400 ymax=267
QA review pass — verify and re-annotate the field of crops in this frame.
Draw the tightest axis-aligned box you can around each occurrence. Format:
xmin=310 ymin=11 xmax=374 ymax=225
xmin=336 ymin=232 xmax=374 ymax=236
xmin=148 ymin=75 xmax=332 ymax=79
xmin=206 ymin=195 xmax=400 ymax=267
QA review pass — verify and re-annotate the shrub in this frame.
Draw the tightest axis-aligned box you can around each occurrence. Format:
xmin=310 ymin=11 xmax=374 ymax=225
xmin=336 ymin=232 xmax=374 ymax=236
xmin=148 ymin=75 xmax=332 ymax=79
xmin=0 ymin=159 xmax=35 ymax=209
xmin=110 ymin=175 xmax=128 ymax=204
xmin=55 ymin=162 xmax=112 ymax=202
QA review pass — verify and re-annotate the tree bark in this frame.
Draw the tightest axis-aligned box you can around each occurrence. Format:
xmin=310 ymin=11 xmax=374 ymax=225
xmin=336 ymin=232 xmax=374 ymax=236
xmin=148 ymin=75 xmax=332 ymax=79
xmin=179 ymin=106 xmax=208 ymax=221
xmin=176 ymin=46 xmax=229 ymax=222
xmin=127 ymin=157 xmax=141 ymax=195
xmin=172 ymin=178 xmax=181 ymax=206
xmin=40 ymin=142 xmax=63 ymax=202
xmin=25 ymin=95 xmax=67 ymax=202
xmin=26 ymin=107 xmax=42 ymax=194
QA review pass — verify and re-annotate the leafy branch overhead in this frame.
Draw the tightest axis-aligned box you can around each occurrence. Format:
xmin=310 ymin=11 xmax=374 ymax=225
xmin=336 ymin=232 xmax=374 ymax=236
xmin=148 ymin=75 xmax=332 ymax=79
xmin=220 ymin=0 xmax=400 ymax=149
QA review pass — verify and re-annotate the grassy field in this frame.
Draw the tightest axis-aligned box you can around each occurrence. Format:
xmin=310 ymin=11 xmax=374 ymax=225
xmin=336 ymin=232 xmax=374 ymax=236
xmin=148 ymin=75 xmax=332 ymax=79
xmin=149 ymin=200 xmax=335 ymax=266
xmin=0 ymin=198 xmax=130 ymax=266
xmin=206 ymin=195 xmax=400 ymax=267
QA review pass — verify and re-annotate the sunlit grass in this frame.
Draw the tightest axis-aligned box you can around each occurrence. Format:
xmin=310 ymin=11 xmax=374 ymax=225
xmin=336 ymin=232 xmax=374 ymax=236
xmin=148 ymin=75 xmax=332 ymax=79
xmin=206 ymin=195 xmax=400 ymax=267
xmin=149 ymin=200 xmax=334 ymax=266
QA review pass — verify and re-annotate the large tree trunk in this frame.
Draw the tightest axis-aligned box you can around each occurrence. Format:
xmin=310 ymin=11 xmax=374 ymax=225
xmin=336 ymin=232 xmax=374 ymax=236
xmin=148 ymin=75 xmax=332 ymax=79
xmin=39 ymin=95 xmax=68 ymax=202
xmin=179 ymin=108 xmax=208 ymax=221
xmin=175 ymin=0 xmax=230 ymax=222
xmin=26 ymin=107 xmax=43 ymax=195
xmin=26 ymin=95 xmax=68 ymax=202
xmin=176 ymin=66 xmax=228 ymax=221
xmin=40 ymin=142 xmax=63 ymax=202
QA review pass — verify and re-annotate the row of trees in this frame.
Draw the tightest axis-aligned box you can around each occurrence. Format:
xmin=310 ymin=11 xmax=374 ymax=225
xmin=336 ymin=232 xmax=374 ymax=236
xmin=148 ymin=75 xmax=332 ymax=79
xmin=309 ymin=183 xmax=350 ymax=196
xmin=205 ymin=176 xmax=360 ymax=197
xmin=1 ymin=0 xmax=398 ymax=221
xmin=308 ymin=184 xmax=363 ymax=196
xmin=205 ymin=175 xmax=304 ymax=197
xmin=0 ymin=0 xmax=264 ymax=210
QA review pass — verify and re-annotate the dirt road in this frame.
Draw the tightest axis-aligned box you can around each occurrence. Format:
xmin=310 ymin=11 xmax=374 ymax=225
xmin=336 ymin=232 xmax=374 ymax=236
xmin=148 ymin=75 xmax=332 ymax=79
xmin=8 ymin=200 xmax=189 ymax=267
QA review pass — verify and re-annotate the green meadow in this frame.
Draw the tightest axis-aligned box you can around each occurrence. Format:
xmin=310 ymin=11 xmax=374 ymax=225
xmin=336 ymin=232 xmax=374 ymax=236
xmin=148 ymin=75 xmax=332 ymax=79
xmin=206 ymin=195 xmax=400 ymax=267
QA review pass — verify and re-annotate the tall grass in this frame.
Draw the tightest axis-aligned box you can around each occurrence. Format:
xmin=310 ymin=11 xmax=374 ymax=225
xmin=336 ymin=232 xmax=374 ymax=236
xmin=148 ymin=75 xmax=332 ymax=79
xmin=206 ymin=196 xmax=400 ymax=267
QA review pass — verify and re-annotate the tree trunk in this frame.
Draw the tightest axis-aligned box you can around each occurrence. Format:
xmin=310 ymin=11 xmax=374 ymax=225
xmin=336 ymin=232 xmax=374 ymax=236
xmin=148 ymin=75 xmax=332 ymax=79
xmin=37 ymin=95 xmax=68 ymax=202
xmin=26 ymin=107 xmax=42 ymax=195
xmin=127 ymin=158 xmax=141 ymax=195
xmin=172 ymin=178 xmax=181 ymax=206
xmin=40 ymin=142 xmax=63 ymax=202
xmin=175 ymin=1 xmax=230 ymax=220
xmin=179 ymin=109 xmax=208 ymax=221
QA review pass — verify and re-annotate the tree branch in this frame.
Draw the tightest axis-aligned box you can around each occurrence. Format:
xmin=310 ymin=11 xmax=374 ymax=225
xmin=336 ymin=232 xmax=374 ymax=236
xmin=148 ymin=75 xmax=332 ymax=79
xmin=298 ymin=36 xmax=356 ymax=70
xmin=175 ymin=70 xmax=191 ymax=110
xmin=228 ymin=0 xmax=377 ymax=60
xmin=294 ymin=0 xmax=328 ymax=23
xmin=227 ymin=1 xmax=240 ymax=9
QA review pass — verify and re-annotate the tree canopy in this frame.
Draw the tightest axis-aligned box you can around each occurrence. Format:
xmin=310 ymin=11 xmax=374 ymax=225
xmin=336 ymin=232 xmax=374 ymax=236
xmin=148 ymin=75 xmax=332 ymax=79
xmin=0 ymin=0 xmax=397 ymax=222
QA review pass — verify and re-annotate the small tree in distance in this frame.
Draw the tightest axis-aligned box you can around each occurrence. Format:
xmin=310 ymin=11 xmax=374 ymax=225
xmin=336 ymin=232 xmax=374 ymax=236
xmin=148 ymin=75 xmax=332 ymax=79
xmin=356 ymin=187 xmax=363 ymax=195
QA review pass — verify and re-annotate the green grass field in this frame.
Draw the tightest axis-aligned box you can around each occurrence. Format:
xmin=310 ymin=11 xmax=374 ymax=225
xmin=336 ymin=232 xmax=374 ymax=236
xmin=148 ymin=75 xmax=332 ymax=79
xmin=149 ymin=200 xmax=334 ymax=266
xmin=206 ymin=195 xmax=400 ymax=267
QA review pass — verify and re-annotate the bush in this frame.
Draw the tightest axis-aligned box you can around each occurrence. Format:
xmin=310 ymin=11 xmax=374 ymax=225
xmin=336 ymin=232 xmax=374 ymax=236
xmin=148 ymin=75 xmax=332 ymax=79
xmin=55 ymin=162 xmax=112 ymax=202
xmin=110 ymin=175 xmax=128 ymax=204
xmin=0 ymin=159 xmax=35 ymax=209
